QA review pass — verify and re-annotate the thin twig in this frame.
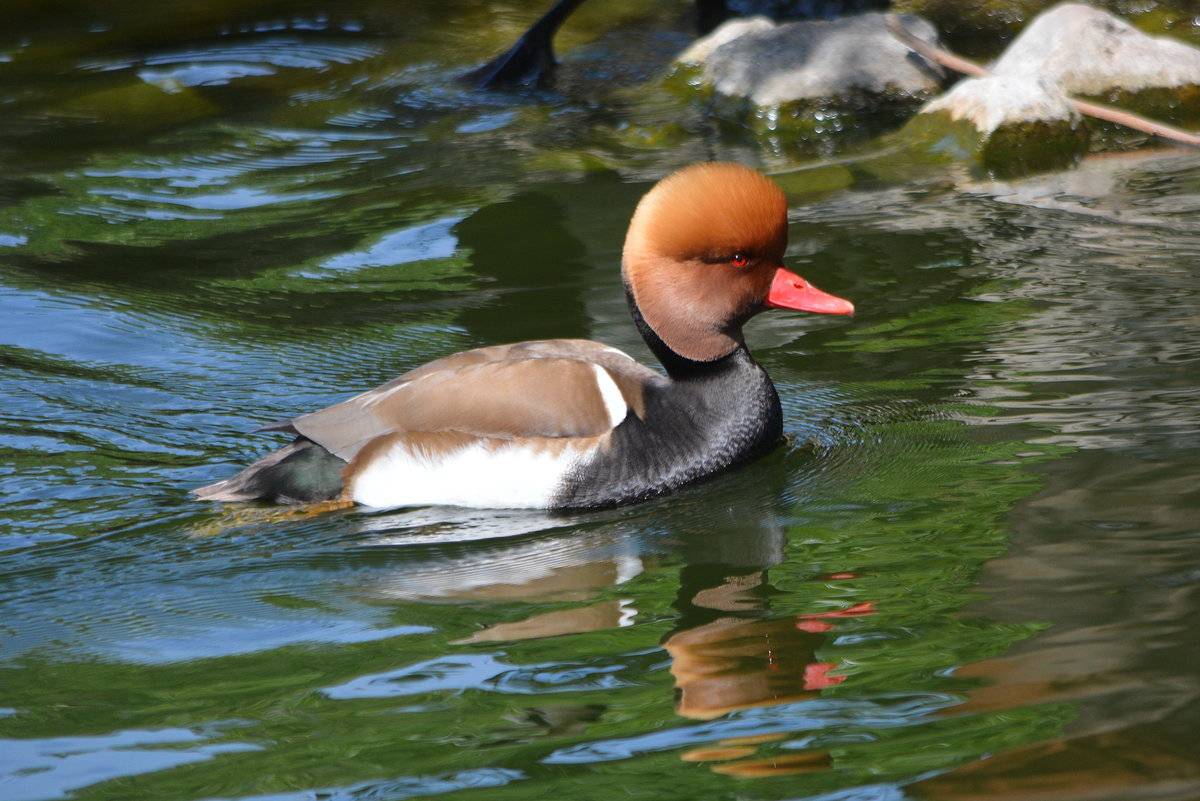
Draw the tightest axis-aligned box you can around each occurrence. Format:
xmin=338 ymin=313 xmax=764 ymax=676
xmin=887 ymin=17 xmax=988 ymax=78
xmin=1071 ymin=98 xmax=1200 ymax=145
xmin=886 ymin=15 xmax=1200 ymax=148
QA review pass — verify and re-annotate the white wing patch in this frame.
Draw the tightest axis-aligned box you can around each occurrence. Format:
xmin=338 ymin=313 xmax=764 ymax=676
xmin=348 ymin=438 xmax=597 ymax=510
xmin=601 ymin=345 xmax=636 ymax=360
xmin=591 ymin=365 xmax=628 ymax=429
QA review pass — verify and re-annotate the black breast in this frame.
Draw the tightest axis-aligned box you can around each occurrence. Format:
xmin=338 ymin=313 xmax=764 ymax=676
xmin=552 ymin=346 xmax=783 ymax=510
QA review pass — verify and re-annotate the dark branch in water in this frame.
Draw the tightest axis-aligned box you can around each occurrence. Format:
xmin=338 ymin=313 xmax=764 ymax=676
xmin=886 ymin=15 xmax=1200 ymax=148
xmin=462 ymin=0 xmax=590 ymax=89
xmin=466 ymin=0 xmax=743 ymax=90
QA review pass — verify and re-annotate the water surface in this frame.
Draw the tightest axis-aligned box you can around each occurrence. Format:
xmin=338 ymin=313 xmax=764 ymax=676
xmin=3 ymin=3 xmax=1200 ymax=801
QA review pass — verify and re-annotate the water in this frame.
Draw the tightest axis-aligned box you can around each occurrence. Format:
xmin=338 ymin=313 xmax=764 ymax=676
xmin=2 ymin=3 xmax=1200 ymax=800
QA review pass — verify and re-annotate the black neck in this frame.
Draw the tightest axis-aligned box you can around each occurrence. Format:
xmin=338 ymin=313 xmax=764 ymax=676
xmin=552 ymin=293 xmax=784 ymax=509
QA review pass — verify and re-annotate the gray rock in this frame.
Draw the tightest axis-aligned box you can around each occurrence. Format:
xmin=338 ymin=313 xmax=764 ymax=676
xmin=676 ymin=12 xmax=945 ymax=107
xmin=991 ymin=3 xmax=1200 ymax=96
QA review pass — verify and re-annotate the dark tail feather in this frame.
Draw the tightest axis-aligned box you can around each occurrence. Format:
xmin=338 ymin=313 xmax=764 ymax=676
xmin=194 ymin=438 xmax=346 ymax=504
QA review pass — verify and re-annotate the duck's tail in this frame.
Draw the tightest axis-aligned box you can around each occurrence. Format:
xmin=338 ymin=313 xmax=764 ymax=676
xmin=193 ymin=438 xmax=346 ymax=504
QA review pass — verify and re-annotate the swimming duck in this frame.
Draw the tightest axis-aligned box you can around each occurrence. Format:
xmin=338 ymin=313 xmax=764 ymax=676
xmin=194 ymin=163 xmax=853 ymax=510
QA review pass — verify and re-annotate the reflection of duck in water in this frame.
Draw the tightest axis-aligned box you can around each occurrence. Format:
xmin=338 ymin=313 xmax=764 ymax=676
xmin=663 ymin=522 xmax=873 ymax=776
xmin=668 ymin=572 xmax=833 ymax=720
xmin=345 ymin=466 xmax=872 ymax=772
xmin=452 ymin=191 xmax=592 ymax=345
xmin=195 ymin=164 xmax=852 ymax=510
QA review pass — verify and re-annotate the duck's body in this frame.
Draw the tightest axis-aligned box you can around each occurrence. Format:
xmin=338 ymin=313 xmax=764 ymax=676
xmin=195 ymin=337 xmax=781 ymax=510
xmin=195 ymin=164 xmax=852 ymax=511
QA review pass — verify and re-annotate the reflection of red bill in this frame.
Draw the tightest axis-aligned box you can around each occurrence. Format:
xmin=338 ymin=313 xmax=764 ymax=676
xmin=803 ymin=662 xmax=846 ymax=690
xmin=826 ymin=572 xmax=858 ymax=580
xmin=798 ymin=601 xmax=876 ymax=620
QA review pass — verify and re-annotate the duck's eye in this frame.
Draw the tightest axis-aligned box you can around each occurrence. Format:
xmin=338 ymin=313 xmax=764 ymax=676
xmin=731 ymin=253 xmax=749 ymax=268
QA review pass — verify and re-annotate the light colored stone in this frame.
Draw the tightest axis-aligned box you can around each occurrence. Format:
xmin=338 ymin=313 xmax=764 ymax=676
xmin=991 ymin=2 xmax=1200 ymax=96
xmin=922 ymin=74 xmax=1079 ymax=135
xmin=676 ymin=16 xmax=775 ymax=65
xmin=676 ymin=12 xmax=944 ymax=107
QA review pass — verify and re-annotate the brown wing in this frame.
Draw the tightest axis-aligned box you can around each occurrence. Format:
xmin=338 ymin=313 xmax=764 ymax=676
xmin=285 ymin=339 xmax=661 ymax=462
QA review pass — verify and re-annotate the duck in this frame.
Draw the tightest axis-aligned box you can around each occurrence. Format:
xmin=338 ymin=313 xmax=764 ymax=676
xmin=194 ymin=163 xmax=853 ymax=510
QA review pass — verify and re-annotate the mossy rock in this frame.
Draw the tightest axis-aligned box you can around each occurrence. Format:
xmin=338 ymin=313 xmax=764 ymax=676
xmin=690 ymin=87 xmax=936 ymax=156
xmin=755 ymin=90 xmax=935 ymax=137
xmin=666 ymin=12 xmax=944 ymax=153
xmin=981 ymin=118 xmax=1090 ymax=177
xmin=899 ymin=110 xmax=1089 ymax=178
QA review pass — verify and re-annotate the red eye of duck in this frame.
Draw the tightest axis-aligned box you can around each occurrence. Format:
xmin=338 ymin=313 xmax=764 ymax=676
xmin=731 ymin=253 xmax=749 ymax=268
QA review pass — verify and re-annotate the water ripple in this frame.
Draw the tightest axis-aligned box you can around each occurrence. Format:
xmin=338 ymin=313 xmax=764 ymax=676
xmin=323 ymin=649 xmax=661 ymax=700
xmin=542 ymin=694 xmax=960 ymax=764
xmin=1 ymin=724 xmax=259 ymax=801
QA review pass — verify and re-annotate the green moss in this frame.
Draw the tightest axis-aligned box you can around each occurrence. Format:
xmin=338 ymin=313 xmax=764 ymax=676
xmin=1126 ymin=6 xmax=1200 ymax=46
xmin=523 ymin=149 xmax=620 ymax=178
xmin=692 ymin=86 xmax=934 ymax=157
xmin=981 ymin=118 xmax=1090 ymax=177
xmin=764 ymin=91 xmax=933 ymax=137
xmin=897 ymin=111 xmax=984 ymax=161
xmin=771 ymin=163 xmax=856 ymax=198
xmin=896 ymin=110 xmax=1088 ymax=178
xmin=662 ymin=62 xmax=711 ymax=100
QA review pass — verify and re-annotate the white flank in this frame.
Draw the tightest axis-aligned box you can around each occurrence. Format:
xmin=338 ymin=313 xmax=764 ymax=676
xmin=348 ymin=438 xmax=594 ymax=510
xmin=592 ymin=365 xmax=628 ymax=428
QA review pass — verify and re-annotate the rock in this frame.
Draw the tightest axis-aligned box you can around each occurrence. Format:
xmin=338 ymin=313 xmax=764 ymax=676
xmin=910 ymin=74 xmax=1088 ymax=176
xmin=671 ymin=12 xmax=944 ymax=148
xmin=677 ymin=12 xmax=944 ymax=107
xmin=995 ymin=3 xmax=1200 ymax=96
xmin=906 ymin=3 xmax=1200 ymax=176
xmin=923 ymin=74 xmax=1080 ymax=135
xmin=676 ymin=16 xmax=776 ymax=65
